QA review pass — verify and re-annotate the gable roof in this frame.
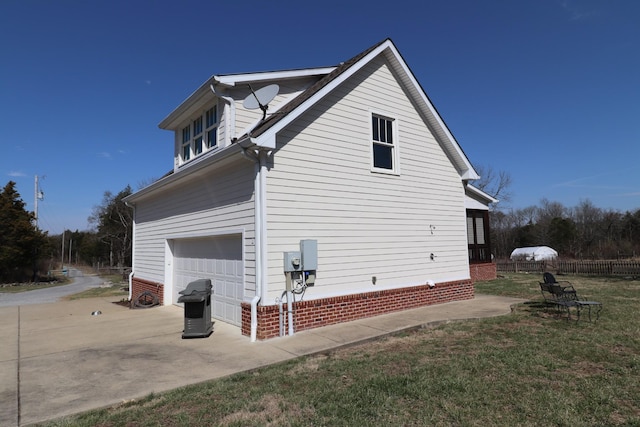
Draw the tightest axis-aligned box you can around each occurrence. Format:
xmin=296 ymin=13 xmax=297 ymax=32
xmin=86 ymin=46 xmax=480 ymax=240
xmin=246 ymin=39 xmax=387 ymax=139
xmin=241 ymin=38 xmax=479 ymax=180
xmin=130 ymin=39 xmax=481 ymax=204
xmin=465 ymin=183 xmax=498 ymax=210
xmin=158 ymin=66 xmax=336 ymax=130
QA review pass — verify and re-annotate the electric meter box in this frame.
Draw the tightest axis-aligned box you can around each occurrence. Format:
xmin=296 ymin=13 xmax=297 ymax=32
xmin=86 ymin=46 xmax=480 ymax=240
xmin=300 ymin=239 xmax=317 ymax=271
xmin=283 ymin=251 xmax=302 ymax=272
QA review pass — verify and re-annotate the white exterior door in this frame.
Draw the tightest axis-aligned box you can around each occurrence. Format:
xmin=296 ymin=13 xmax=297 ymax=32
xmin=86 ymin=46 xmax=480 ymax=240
xmin=172 ymin=235 xmax=244 ymax=326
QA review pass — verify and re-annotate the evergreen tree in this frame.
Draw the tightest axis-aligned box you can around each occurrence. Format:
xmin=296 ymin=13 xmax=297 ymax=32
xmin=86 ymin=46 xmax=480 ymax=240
xmin=0 ymin=181 xmax=48 ymax=282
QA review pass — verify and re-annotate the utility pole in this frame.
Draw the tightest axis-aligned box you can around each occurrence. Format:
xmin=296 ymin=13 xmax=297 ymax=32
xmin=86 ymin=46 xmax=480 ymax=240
xmin=34 ymin=175 xmax=44 ymax=228
xmin=61 ymin=230 xmax=65 ymax=271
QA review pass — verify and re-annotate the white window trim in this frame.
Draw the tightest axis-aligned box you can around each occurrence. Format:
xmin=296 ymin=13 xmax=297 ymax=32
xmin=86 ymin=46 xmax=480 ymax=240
xmin=369 ymin=110 xmax=400 ymax=175
xmin=178 ymin=103 xmax=219 ymax=166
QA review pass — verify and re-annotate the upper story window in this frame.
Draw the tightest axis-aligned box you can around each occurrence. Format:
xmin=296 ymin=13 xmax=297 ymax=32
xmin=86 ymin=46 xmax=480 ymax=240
xmin=180 ymin=105 xmax=218 ymax=164
xmin=182 ymin=126 xmax=191 ymax=161
xmin=371 ymin=114 xmax=398 ymax=173
xmin=205 ymin=107 xmax=217 ymax=149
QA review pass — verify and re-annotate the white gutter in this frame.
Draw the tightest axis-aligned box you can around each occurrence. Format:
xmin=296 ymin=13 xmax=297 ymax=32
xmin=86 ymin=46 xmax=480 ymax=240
xmin=128 ymin=271 xmax=134 ymax=302
xmin=124 ymin=200 xmax=136 ymax=302
xmin=124 ymin=143 xmax=243 ymax=204
xmin=210 ymin=83 xmax=236 ymax=146
xmin=250 ymin=148 xmax=261 ymax=342
xmin=250 ymin=295 xmax=260 ymax=342
xmin=240 ymin=141 xmax=270 ymax=341
xmin=258 ymin=149 xmax=269 ymax=305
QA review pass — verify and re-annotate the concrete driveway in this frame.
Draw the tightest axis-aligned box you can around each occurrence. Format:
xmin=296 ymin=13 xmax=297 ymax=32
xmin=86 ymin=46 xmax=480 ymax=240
xmin=0 ymin=294 xmax=523 ymax=426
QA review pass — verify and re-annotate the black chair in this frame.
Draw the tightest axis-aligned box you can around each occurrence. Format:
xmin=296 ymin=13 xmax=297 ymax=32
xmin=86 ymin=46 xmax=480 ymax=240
xmin=539 ymin=273 xmax=602 ymax=322
xmin=542 ymin=272 xmax=578 ymax=299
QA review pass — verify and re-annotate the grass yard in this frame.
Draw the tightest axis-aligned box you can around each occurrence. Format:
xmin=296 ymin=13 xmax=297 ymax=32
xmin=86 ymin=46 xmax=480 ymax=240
xmin=0 ymin=276 xmax=70 ymax=293
xmin=63 ymin=274 xmax=129 ymax=300
xmin=44 ymin=274 xmax=640 ymax=426
xmin=63 ymin=284 xmax=129 ymax=300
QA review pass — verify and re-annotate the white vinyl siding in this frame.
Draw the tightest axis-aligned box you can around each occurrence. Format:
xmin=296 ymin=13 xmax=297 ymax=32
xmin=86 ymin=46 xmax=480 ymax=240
xmin=131 ymin=161 xmax=256 ymax=300
xmin=264 ymin=55 xmax=468 ymax=302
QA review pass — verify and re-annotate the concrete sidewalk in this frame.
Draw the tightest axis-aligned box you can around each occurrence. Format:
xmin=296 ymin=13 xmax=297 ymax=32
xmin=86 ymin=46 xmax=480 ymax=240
xmin=0 ymin=294 xmax=524 ymax=426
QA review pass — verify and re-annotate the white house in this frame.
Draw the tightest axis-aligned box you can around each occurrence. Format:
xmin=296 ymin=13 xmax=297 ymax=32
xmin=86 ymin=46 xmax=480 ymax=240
xmin=124 ymin=38 xmax=496 ymax=340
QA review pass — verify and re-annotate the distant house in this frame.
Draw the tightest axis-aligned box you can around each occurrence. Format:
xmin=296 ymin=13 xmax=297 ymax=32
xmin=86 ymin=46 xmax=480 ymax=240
xmin=124 ymin=38 xmax=496 ymax=340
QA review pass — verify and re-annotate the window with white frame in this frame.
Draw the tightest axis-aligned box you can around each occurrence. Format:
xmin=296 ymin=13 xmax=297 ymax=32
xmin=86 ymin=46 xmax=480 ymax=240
xmin=180 ymin=105 xmax=218 ymax=164
xmin=371 ymin=114 xmax=397 ymax=172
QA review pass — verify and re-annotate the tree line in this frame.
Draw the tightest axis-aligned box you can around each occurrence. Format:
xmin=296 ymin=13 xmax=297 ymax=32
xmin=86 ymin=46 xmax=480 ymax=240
xmin=490 ymin=198 xmax=640 ymax=260
xmin=52 ymin=186 xmax=133 ymax=270
xmin=472 ymin=166 xmax=639 ymax=260
xmin=0 ymin=181 xmax=132 ymax=283
xmin=2 ymin=170 xmax=638 ymax=283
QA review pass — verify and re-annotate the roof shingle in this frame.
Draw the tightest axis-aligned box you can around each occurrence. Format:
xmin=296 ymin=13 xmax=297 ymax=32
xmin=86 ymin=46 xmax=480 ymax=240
xmin=246 ymin=38 xmax=390 ymax=139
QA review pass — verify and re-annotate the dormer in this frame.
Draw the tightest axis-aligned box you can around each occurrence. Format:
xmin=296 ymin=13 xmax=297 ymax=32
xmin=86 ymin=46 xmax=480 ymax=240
xmin=158 ymin=67 xmax=336 ymax=173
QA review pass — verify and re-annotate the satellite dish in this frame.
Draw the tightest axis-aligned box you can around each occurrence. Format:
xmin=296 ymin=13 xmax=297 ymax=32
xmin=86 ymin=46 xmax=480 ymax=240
xmin=243 ymin=84 xmax=279 ymax=120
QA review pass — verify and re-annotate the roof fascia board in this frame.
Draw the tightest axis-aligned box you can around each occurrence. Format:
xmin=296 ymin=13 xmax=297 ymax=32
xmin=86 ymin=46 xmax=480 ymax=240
xmin=466 ymin=183 xmax=499 ymax=204
xmin=159 ymin=77 xmax=217 ymax=129
xmin=124 ymin=143 xmax=244 ymax=204
xmin=253 ymin=41 xmax=394 ymax=144
xmin=250 ymin=41 xmax=480 ymax=181
xmin=159 ymin=68 xmax=336 ymax=130
xmin=383 ymin=43 xmax=480 ymax=180
xmin=215 ymin=67 xmax=336 ymax=86
xmin=465 ymin=195 xmax=490 ymax=211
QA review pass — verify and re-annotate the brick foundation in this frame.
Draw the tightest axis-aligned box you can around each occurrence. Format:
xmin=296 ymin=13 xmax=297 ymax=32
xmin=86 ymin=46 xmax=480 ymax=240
xmin=131 ymin=276 xmax=165 ymax=306
xmin=241 ymin=280 xmax=474 ymax=340
xmin=469 ymin=262 xmax=497 ymax=283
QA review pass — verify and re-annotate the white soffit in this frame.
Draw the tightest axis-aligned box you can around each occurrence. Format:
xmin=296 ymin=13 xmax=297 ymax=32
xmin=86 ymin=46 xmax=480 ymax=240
xmin=214 ymin=67 xmax=336 ymax=86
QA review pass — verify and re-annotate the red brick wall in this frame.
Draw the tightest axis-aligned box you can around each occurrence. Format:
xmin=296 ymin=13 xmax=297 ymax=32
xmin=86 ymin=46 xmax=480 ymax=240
xmin=131 ymin=276 xmax=165 ymax=305
xmin=241 ymin=280 xmax=474 ymax=340
xmin=469 ymin=263 xmax=497 ymax=283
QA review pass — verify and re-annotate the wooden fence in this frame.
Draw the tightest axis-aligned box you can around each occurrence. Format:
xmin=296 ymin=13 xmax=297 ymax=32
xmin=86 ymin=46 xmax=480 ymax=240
xmin=497 ymin=260 xmax=640 ymax=277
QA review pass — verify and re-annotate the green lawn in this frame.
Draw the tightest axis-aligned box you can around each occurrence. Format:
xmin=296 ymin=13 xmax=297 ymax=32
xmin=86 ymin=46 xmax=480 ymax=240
xmin=0 ymin=272 xmax=128 ymax=299
xmin=44 ymin=274 xmax=640 ymax=426
xmin=0 ymin=277 xmax=70 ymax=293
xmin=63 ymin=284 xmax=129 ymax=300
xmin=63 ymin=274 xmax=129 ymax=300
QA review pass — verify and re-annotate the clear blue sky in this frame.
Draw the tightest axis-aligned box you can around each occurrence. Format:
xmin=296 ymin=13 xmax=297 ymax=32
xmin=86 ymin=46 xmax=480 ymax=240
xmin=1 ymin=0 xmax=638 ymax=234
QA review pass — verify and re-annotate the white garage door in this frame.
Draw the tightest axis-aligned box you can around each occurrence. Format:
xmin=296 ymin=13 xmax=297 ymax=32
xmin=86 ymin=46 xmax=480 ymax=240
xmin=173 ymin=235 xmax=244 ymax=326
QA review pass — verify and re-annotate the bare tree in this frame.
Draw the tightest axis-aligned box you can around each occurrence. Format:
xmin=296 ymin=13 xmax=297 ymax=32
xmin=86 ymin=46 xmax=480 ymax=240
xmin=88 ymin=185 xmax=133 ymax=267
xmin=473 ymin=164 xmax=513 ymax=206
xmin=136 ymin=176 xmax=160 ymax=191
